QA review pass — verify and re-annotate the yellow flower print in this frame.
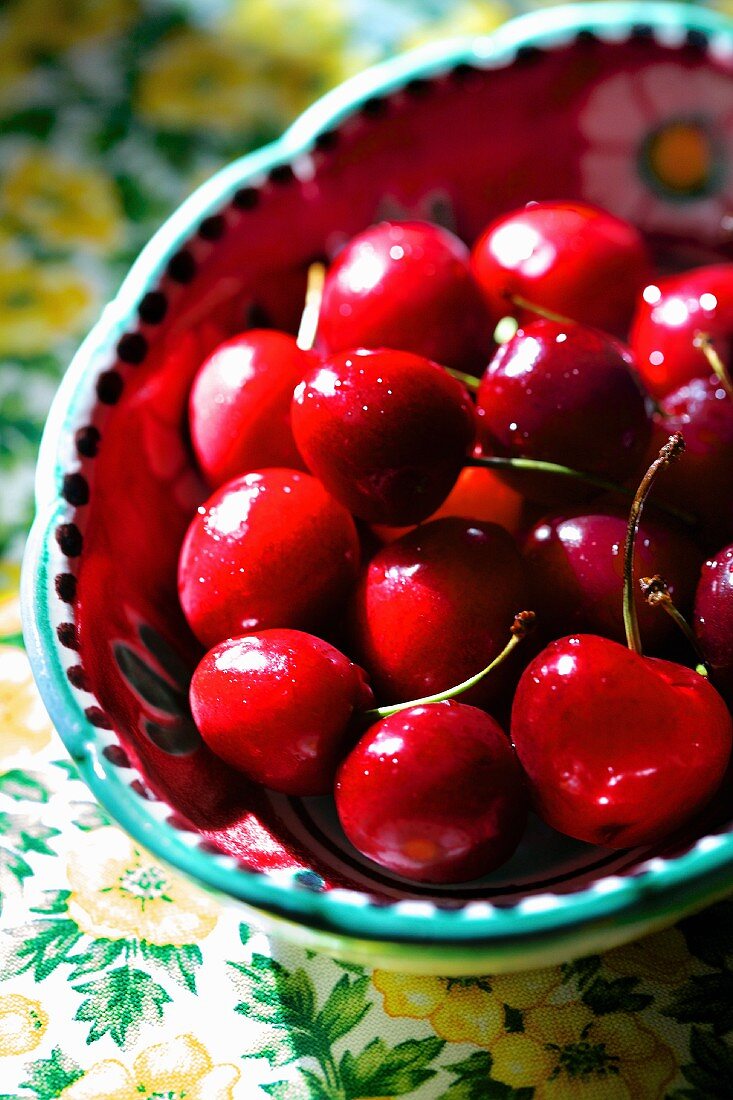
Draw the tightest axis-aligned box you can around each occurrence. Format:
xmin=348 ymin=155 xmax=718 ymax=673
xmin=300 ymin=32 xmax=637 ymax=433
xmin=66 ymin=827 xmax=219 ymax=945
xmin=1 ymin=150 xmax=124 ymax=253
xmin=0 ymin=563 xmax=22 ymax=639
xmin=0 ymin=994 xmax=47 ymax=1056
xmin=60 ymin=1034 xmax=240 ymax=1100
xmin=0 ymin=645 xmax=53 ymax=759
xmin=0 ymin=260 xmax=95 ymax=356
xmin=401 ymin=1 xmax=511 ymax=51
xmin=5 ymin=0 xmax=139 ymax=52
xmin=604 ymin=927 xmax=694 ymax=987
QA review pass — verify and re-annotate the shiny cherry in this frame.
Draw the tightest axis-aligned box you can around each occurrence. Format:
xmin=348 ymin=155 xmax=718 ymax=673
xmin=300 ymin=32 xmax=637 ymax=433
xmin=630 ymin=264 xmax=733 ymax=399
xmin=350 ymin=517 xmax=530 ymax=709
xmin=291 ymin=347 xmax=476 ymax=525
xmin=190 ymin=630 xmax=373 ymax=795
xmin=476 ymin=320 xmax=651 ymax=505
xmin=523 ymin=508 xmax=702 ymax=649
xmin=336 ymin=701 xmax=528 ymax=883
xmin=189 ymin=329 xmax=309 ymax=489
xmin=178 ymin=468 xmax=359 ymax=649
xmin=471 ymin=201 xmax=651 ymax=337
xmin=511 ymin=635 xmax=732 ymax=848
xmin=695 ymin=544 xmax=733 ymax=706
xmin=318 ymin=221 xmax=494 ymax=372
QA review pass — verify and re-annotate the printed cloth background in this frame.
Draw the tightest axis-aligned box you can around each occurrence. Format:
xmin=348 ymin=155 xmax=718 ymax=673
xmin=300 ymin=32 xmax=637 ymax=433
xmin=2 ymin=0 xmax=733 ymax=1096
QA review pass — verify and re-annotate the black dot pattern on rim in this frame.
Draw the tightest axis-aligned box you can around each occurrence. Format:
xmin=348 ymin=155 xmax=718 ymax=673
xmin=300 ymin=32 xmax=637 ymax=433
xmin=138 ymin=291 xmax=168 ymax=325
xmin=575 ymin=29 xmax=599 ymax=46
xmin=515 ymin=45 xmax=544 ymax=65
xmin=166 ymin=250 xmax=196 ymax=283
xmin=56 ymin=622 xmax=79 ymax=649
xmin=631 ymin=23 xmax=654 ymax=39
xmin=130 ymin=778 xmax=154 ymax=800
xmin=450 ymin=62 xmax=480 ymax=81
xmin=103 ymin=744 xmax=131 ymax=767
xmin=167 ymin=812 xmax=196 ymax=832
xmin=198 ymin=214 xmax=225 ymax=240
xmin=233 ymin=186 xmax=259 ymax=210
xmin=61 ymin=473 xmax=89 ymax=507
xmin=314 ymin=129 xmax=338 ymax=152
xmin=404 ymin=77 xmax=431 ymax=97
xmin=362 ymin=96 xmax=387 ymax=117
xmin=85 ymin=706 xmax=112 ymax=729
xmin=56 ymin=523 xmax=82 ymax=557
xmin=55 ymin=573 xmax=77 ymax=604
xmin=67 ymin=665 xmax=90 ymax=691
xmin=117 ymin=332 xmax=148 ymax=365
xmin=685 ymin=29 xmax=709 ymax=51
xmin=75 ymin=425 xmax=100 ymax=458
xmin=293 ymin=869 xmax=326 ymax=892
xmin=269 ymin=164 xmax=295 ymax=186
xmin=96 ymin=370 xmax=124 ymax=405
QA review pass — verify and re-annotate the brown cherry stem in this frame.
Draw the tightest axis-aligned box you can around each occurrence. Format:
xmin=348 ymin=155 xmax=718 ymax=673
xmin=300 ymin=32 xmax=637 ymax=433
xmin=507 ymin=292 xmax=576 ymax=327
xmin=623 ymin=433 xmax=686 ymax=655
xmin=639 ymin=575 xmax=709 ymax=677
xmin=296 ymin=262 xmax=326 ymax=352
xmin=694 ymin=331 xmax=733 ymax=399
xmin=364 ymin=611 xmax=536 ymax=721
xmin=466 ymin=454 xmax=695 ymax=527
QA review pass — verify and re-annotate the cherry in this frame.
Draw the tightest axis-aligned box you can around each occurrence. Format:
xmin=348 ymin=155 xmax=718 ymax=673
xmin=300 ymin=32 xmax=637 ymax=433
xmin=189 ymin=329 xmax=309 ymax=489
xmin=318 ymin=221 xmax=494 ymax=372
xmin=190 ymin=630 xmax=373 ymax=795
xmin=695 ymin=544 xmax=733 ymax=706
xmin=291 ymin=347 xmax=476 ymax=525
xmin=471 ymin=201 xmax=651 ymax=337
xmin=335 ymin=700 xmax=527 ymax=882
xmin=630 ymin=264 xmax=733 ymax=399
xmin=475 ymin=320 xmax=651 ymax=505
xmin=178 ymin=468 xmax=359 ymax=649
xmin=350 ymin=517 xmax=530 ymax=709
xmin=511 ymin=435 xmax=732 ymax=848
xmin=523 ymin=508 xmax=702 ymax=650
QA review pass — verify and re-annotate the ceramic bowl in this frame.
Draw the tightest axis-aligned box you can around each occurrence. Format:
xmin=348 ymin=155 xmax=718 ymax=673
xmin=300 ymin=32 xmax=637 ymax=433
xmin=23 ymin=2 xmax=733 ymax=975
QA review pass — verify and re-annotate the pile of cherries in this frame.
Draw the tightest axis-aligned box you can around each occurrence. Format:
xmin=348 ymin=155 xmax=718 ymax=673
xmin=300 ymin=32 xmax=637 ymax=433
xmin=176 ymin=201 xmax=733 ymax=885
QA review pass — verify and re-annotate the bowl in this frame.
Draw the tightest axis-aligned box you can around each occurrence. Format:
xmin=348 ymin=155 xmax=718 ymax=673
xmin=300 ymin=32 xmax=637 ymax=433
xmin=23 ymin=1 xmax=733 ymax=975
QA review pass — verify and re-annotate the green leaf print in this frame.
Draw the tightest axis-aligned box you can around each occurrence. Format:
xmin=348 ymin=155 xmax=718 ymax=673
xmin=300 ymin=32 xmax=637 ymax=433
xmin=316 ymin=973 xmax=371 ymax=1045
xmin=675 ymin=1026 xmax=733 ymax=1098
xmin=561 ymin=956 xmax=601 ymax=990
xmin=68 ymin=801 xmax=111 ymax=831
xmin=340 ymin=1037 xmax=445 ymax=1098
xmin=73 ymin=965 xmax=172 ymax=1047
xmin=0 ymin=919 xmax=82 ymax=981
xmin=30 ymin=889 xmax=71 ymax=915
xmin=261 ymin=1081 xmax=313 ymax=1100
xmin=19 ymin=1046 xmax=84 ymax=1098
xmin=581 ymin=975 xmax=653 ymax=1015
xmin=140 ymin=939 xmax=203 ymax=993
xmin=0 ymin=846 xmax=33 ymax=911
xmin=440 ymin=1052 xmax=534 ymax=1100
xmin=678 ymin=899 xmax=733 ymax=969
xmin=664 ymin=972 xmax=733 ymax=1035
xmin=66 ymin=937 xmax=127 ymax=980
xmin=0 ymin=770 xmax=52 ymax=803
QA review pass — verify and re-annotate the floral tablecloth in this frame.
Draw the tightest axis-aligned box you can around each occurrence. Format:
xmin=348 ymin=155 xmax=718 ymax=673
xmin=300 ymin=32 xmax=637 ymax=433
xmin=2 ymin=1 xmax=733 ymax=1097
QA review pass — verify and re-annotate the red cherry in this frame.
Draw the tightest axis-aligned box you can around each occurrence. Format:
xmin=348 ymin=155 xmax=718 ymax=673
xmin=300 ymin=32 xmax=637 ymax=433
xmin=630 ymin=265 xmax=733 ymax=398
xmin=190 ymin=630 xmax=373 ymax=795
xmin=476 ymin=320 xmax=651 ymax=505
xmin=695 ymin=544 xmax=733 ymax=706
xmin=189 ymin=330 xmax=308 ymax=489
xmin=523 ymin=508 xmax=702 ymax=649
xmin=291 ymin=347 xmax=476 ymax=525
xmin=350 ymin=517 xmax=530 ymax=709
xmin=335 ymin=701 xmax=528 ymax=883
xmin=471 ymin=201 xmax=651 ymax=337
xmin=318 ymin=221 xmax=494 ymax=372
xmin=178 ymin=468 xmax=359 ymax=649
xmin=511 ymin=634 xmax=732 ymax=848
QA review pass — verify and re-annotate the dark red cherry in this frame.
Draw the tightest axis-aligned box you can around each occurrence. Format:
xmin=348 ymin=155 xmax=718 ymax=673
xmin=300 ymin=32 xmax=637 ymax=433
xmin=318 ymin=221 xmax=494 ymax=372
xmin=630 ymin=265 xmax=733 ymax=399
xmin=335 ymin=701 xmax=528 ymax=883
xmin=178 ymin=468 xmax=359 ymax=649
xmin=654 ymin=375 xmax=733 ymax=546
xmin=523 ymin=508 xmax=702 ymax=649
xmin=189 ymin=330 xmax=309 ymax=489
xmin=350 ymin=517 xmax=530 ymax=709
xmin=291 ymin=347 xmax=476 ymax=525
xmin=190 ymin=630 xmax=373 ymax=795
xmin=471 ymin=201 xmax=651 ymax=337
xmin=476 ymin=320 xmax=651 ymax=505
xmin=695 ymin=544 xmax=733 ymax=706
xmin=512 ymin=635 xmax=732 ymax=848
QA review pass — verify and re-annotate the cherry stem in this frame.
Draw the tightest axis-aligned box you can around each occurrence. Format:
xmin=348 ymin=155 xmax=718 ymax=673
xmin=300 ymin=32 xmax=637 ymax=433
xmin=466 ymin=454 xmax=695 ymax=526
xmin=694 ymin=331 xmax=733 ymax=399
xmin=444 ymin=367 xmax=480 ymax=391
xmin=364 ymin=611 xmax=536 ymax=721
xmin=639 ymin=575 xmax=709 ymax=677
xmin=622 ymin=433 xmax=685 ymax=655
xmin=296 ymin=262 xmax=326 ymax=351
xmin=507 ymin=293 xmax=575 ymax=327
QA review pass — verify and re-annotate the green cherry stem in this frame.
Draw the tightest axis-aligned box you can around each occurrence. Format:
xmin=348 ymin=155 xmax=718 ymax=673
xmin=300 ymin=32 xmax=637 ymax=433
xmin=507 ymin=292 xmax=575 ymax=327
xmin=444 ymin=366 xmax=480 ymax=391
xmin=466 ymin=454 xmax=695 ymax=527
xmin=694 ymin=331 xmax=733 ymax=399
xmin=296 ymin=262 xmax=326 ymax=352
xmin=363 ymin=611 xmax=536 ymax=721
xmin=639 ymin=574 xmax=709 ymax=677
xmin=622 ymin=433 xmax=686 ymax=655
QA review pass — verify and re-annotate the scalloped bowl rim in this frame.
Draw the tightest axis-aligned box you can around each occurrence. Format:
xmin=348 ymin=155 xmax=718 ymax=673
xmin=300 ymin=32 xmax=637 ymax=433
xmin=22 ymin=1 xmax=733 ymax=951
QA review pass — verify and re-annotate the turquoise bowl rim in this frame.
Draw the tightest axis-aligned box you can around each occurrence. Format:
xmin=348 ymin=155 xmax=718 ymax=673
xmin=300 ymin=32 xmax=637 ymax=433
xmin=22 ymin=1 xmax=733 ymax=953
